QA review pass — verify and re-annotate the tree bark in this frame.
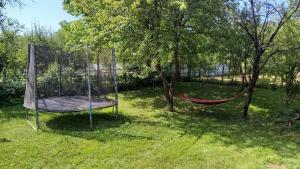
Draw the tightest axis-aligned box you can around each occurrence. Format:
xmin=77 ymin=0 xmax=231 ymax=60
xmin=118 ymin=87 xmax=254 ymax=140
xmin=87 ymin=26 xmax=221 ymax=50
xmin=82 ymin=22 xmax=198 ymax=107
xmin=178 ymin=64 xmax=181 ymax=80
xmin=242 ymin=53 xmax=261 ymax=119
xmin=221 ymin=64 xmax=224 ymax=84
xmin=152 ymin=0 xmax=175 ymax=111
xmin=163 ymin=16 xmax=181 ymax=112
xmin=156 ymin=63 xmax=174 ymax=112
xmin=240 ymin=63 xmax=246 ymax=86
xmin=231 ymin=65 xmax=235 ymax=83
xmin=187 ymin=64 xmax=192 ymax=81
xmin=152 ymin=0 xmax=183 ymax=112
xmin=273 ymin=75 xmax=277 ymax=85
xmin=2 ymin=67 xmax=7 ymax=85
xmin=228 ymin=60 xmax=231 ymax=79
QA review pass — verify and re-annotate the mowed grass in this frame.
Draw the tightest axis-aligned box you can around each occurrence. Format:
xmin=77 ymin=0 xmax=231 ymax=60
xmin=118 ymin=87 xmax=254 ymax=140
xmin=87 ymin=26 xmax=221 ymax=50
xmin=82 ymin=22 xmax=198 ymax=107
xmin=1 ymin=82 xmax=300 ymax=169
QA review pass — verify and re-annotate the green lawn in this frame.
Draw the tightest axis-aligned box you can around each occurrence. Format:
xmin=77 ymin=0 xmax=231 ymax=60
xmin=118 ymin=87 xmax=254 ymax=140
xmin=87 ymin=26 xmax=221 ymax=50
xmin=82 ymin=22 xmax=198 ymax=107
xmin=1 ymin=82 xmax=300 ymax=169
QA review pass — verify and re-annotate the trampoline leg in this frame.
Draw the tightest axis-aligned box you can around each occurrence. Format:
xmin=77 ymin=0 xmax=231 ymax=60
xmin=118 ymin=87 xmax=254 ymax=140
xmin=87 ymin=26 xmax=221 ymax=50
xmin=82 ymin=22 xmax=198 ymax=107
xmin=35 ymin=110 xmax=39 ymax=130
xmin=25 ymin=108 xmax=28 ymax=120
xmin=89 ymin=110 xmax=93 ymax=129
xmin=116 ymin=103 xmax=118 ymax=115
xmin=113 ymin=105 xmax=118 ymax=119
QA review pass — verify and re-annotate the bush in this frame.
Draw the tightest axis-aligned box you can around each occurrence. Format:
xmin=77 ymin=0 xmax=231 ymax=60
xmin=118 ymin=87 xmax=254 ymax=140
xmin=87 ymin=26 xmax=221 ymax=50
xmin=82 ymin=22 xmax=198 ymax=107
xmin=118 ymin=74 xmax=154 ymax=91
xmin=0 ymin=77 xmax=25 ymax=101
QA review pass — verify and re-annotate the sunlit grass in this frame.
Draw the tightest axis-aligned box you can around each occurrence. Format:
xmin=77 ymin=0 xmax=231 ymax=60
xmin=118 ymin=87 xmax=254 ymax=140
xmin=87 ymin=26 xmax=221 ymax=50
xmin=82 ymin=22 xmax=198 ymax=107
xmin=1 ymin=82 xmax=300 ymax=169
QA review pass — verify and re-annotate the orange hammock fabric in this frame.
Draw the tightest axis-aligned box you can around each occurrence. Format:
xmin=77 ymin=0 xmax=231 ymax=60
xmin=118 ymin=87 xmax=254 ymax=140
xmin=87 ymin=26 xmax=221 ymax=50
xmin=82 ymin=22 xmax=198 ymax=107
xmin=179 ymin=92 xmax=244 ymax=105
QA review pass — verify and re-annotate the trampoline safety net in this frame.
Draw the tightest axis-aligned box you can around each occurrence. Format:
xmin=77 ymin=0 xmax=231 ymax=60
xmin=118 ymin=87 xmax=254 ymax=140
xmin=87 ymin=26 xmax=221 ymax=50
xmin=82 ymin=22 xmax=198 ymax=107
xmin=24 ymin=44 xmax=118 ymax=112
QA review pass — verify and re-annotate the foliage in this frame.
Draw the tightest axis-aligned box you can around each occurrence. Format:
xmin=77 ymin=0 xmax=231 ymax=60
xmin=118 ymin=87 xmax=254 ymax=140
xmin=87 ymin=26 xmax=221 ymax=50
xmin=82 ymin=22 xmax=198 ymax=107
xmin=0 ymin=23 xmax=65 ymax=100
xmin=1 ymin=0 xmax=300 ymax=117
xmin=226 ymin=0 xmax=300 ymax=118
xmin=271 ymin=20 xmax=300 ymax=104
xmin=0 ymin=75 xmax=24 ymax=100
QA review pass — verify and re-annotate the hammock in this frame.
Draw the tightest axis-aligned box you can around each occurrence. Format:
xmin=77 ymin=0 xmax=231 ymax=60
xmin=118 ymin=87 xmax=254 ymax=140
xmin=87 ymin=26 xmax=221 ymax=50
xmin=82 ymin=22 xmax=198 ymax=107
xmin=179 ymin=92 xmax=244 ymax=105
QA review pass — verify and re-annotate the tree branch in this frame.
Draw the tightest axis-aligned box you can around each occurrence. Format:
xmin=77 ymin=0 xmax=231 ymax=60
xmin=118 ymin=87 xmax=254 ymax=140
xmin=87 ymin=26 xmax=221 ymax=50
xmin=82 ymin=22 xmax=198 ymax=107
xmin=259 ymin=46 xmax=300 ymax=71
xmin=249 ymin=0 xmax=258 ymax=41
xmin=264 ymin=1 xmax=300 ymax=48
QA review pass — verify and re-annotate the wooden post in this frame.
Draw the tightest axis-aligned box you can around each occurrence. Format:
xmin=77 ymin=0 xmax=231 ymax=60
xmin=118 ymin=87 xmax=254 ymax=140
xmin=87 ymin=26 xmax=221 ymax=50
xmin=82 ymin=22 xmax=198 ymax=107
xmin=86 ymin=46 xmax=93 ymax=129
xmin=112 ymin=48 xmax=118 ymax=115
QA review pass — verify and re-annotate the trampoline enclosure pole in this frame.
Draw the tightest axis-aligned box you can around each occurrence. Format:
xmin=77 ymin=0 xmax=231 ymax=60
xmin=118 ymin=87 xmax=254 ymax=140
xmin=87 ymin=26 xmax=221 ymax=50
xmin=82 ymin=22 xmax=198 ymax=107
xmin=86 ymin=46 xmax=93 ymax=128
xmin=96 ymin=54 xmax=100 ymax=98
xmin=25 ymin=108 xmax=28 ymax=120
xmin=58 ymin=50 xmax=62 ymax=97
xmin=112 ymin=48 xmax=118 ymax=114
xmin=31 ymin=44 xmax=39 ymax=130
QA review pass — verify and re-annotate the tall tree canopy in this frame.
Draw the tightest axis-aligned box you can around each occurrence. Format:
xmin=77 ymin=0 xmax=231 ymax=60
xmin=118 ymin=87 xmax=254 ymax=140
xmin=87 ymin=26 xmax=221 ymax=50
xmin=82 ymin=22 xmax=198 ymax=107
xmin=63 ymin=0 xmax=228 ymax=111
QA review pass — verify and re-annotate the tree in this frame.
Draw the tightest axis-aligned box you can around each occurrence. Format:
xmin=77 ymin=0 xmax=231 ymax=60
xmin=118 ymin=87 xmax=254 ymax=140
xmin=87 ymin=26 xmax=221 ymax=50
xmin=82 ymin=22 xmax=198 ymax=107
xmin=62 ymin=0 xmax=227 ymax=111
xmin=0 ymin=19 xmax=22 ymax=83
xmin=0 ymin=0 xmax=22 ymax=27
xmin=0 ymin=0 xmax=23 ymax=83
xmin=227 ymin=0 xmax=300 ymax=119
xmin=275 ymin=20 xmax=300 ymax=104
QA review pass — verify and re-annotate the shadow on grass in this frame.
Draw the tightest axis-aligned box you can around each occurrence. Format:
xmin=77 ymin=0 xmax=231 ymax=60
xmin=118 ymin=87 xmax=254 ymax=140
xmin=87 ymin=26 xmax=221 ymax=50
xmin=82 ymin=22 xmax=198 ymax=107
xmin=0 ymin=98 xmax=23 ymax=108
xmin=151 ymin=110 xmax=300 ymax=160
xmin=123 ymin=82 xmax=300 ymax=159
xmin=123 ymin=88 xmax=167 ymax=110
xmin=0 ymin=138 xmax=12 ymax=143
xmin=2 ymin=82 xmax=300 ymax=160
xmin=45 ymin=112 xmax=129 ymax=132
xmin=44 ymin=112 xmax=154 ymax=142
xmin=123 ymin=82 xmax=246 ymax=112
xmin=0 ymin=104 xmax=34 ymax=122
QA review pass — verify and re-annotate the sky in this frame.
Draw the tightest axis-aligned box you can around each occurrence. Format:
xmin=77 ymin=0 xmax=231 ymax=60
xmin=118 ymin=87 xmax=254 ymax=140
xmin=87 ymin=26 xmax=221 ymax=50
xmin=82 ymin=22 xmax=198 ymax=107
xmin=4 ymin=0 xmax=288 ymax=33
xmin=5 ymin=0 xmax=76 ymax=32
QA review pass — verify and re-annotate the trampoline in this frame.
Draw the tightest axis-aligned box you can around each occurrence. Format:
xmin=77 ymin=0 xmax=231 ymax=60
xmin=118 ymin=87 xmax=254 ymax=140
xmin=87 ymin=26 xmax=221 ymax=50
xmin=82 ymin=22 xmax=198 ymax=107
xmin=24 ymin=96 xmax=115 ymax=112
xmin=24 ymin=44 xmax=119 ymax=129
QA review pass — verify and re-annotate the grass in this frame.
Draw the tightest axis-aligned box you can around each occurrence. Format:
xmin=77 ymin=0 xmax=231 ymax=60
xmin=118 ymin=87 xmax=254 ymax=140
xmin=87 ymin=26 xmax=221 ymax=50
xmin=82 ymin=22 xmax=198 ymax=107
xmin=1 ymin=82 xmax=300 ymax=169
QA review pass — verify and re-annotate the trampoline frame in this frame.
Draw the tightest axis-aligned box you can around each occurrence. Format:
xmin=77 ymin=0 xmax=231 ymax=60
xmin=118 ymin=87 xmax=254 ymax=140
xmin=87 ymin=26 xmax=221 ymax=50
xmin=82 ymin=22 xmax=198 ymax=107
xmin=23 ymin=44 xmax=119 ymax=130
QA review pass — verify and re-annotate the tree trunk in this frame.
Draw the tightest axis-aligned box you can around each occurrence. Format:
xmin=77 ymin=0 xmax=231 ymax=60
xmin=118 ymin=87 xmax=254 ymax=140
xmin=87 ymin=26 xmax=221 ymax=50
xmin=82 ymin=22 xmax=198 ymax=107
xmin=2 ymin=67 xmax=7 ymax=85
xmin=167 ymin=19 xmax=181 ymax=112
xmin=153 ymin=2 xmax=183 ymax=112
xmin=187 ymin=64 xmax=192 ymax=81
xmin=273 ymin=75 xmax=277 ymax=85
xmin=242 ymin=54 xmax=261 ymax=119
xmin=198 ymin=65 xmax=201 ymax=82
xmin=221 ymin=64 xmax=224 ymax=84
xmin=155 ymin=29 xmax=180 ymax=112
xmin=207 ymin=70 xmax=209 ymax=80
xmin=281 ymin=75 xmax=284 ymax=88
xmin=156 ymin=63 xmax=175 ymax=112
xmin=178 ymin=64 xmax=181 ymax=80
xmin=231 ymin=65 xmax=235 ymax=83
xmin=242 ymin=86 xmax=254 ymax=119
xmin=240 ymin=63 xmax=246 ymax=87
xmin=155 ymin=67 xmax=176 ymax=112
xmin=228 ymin=60 xmax=231 ymax=79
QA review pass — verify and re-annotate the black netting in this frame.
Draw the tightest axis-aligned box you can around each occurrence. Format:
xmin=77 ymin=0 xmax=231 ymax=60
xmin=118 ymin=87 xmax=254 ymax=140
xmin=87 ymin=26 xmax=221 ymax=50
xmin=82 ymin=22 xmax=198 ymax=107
xmin=24 ymin=44 xmax=117 ymax=112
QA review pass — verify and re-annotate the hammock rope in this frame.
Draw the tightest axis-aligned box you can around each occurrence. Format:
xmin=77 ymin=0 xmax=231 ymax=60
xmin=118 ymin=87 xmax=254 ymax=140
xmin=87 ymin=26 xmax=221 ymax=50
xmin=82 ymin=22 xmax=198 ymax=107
xmin=179 ymin=91 xmax=245 ymax=105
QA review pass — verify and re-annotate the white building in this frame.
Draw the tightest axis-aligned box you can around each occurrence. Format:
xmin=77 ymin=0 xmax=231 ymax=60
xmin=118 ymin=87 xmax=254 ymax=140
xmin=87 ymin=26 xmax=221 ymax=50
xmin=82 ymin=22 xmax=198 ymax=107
xmin=215 ymin=64 xmax=229 ymax=76
xmin=89 ymin=63 xmax=123 ymax=76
